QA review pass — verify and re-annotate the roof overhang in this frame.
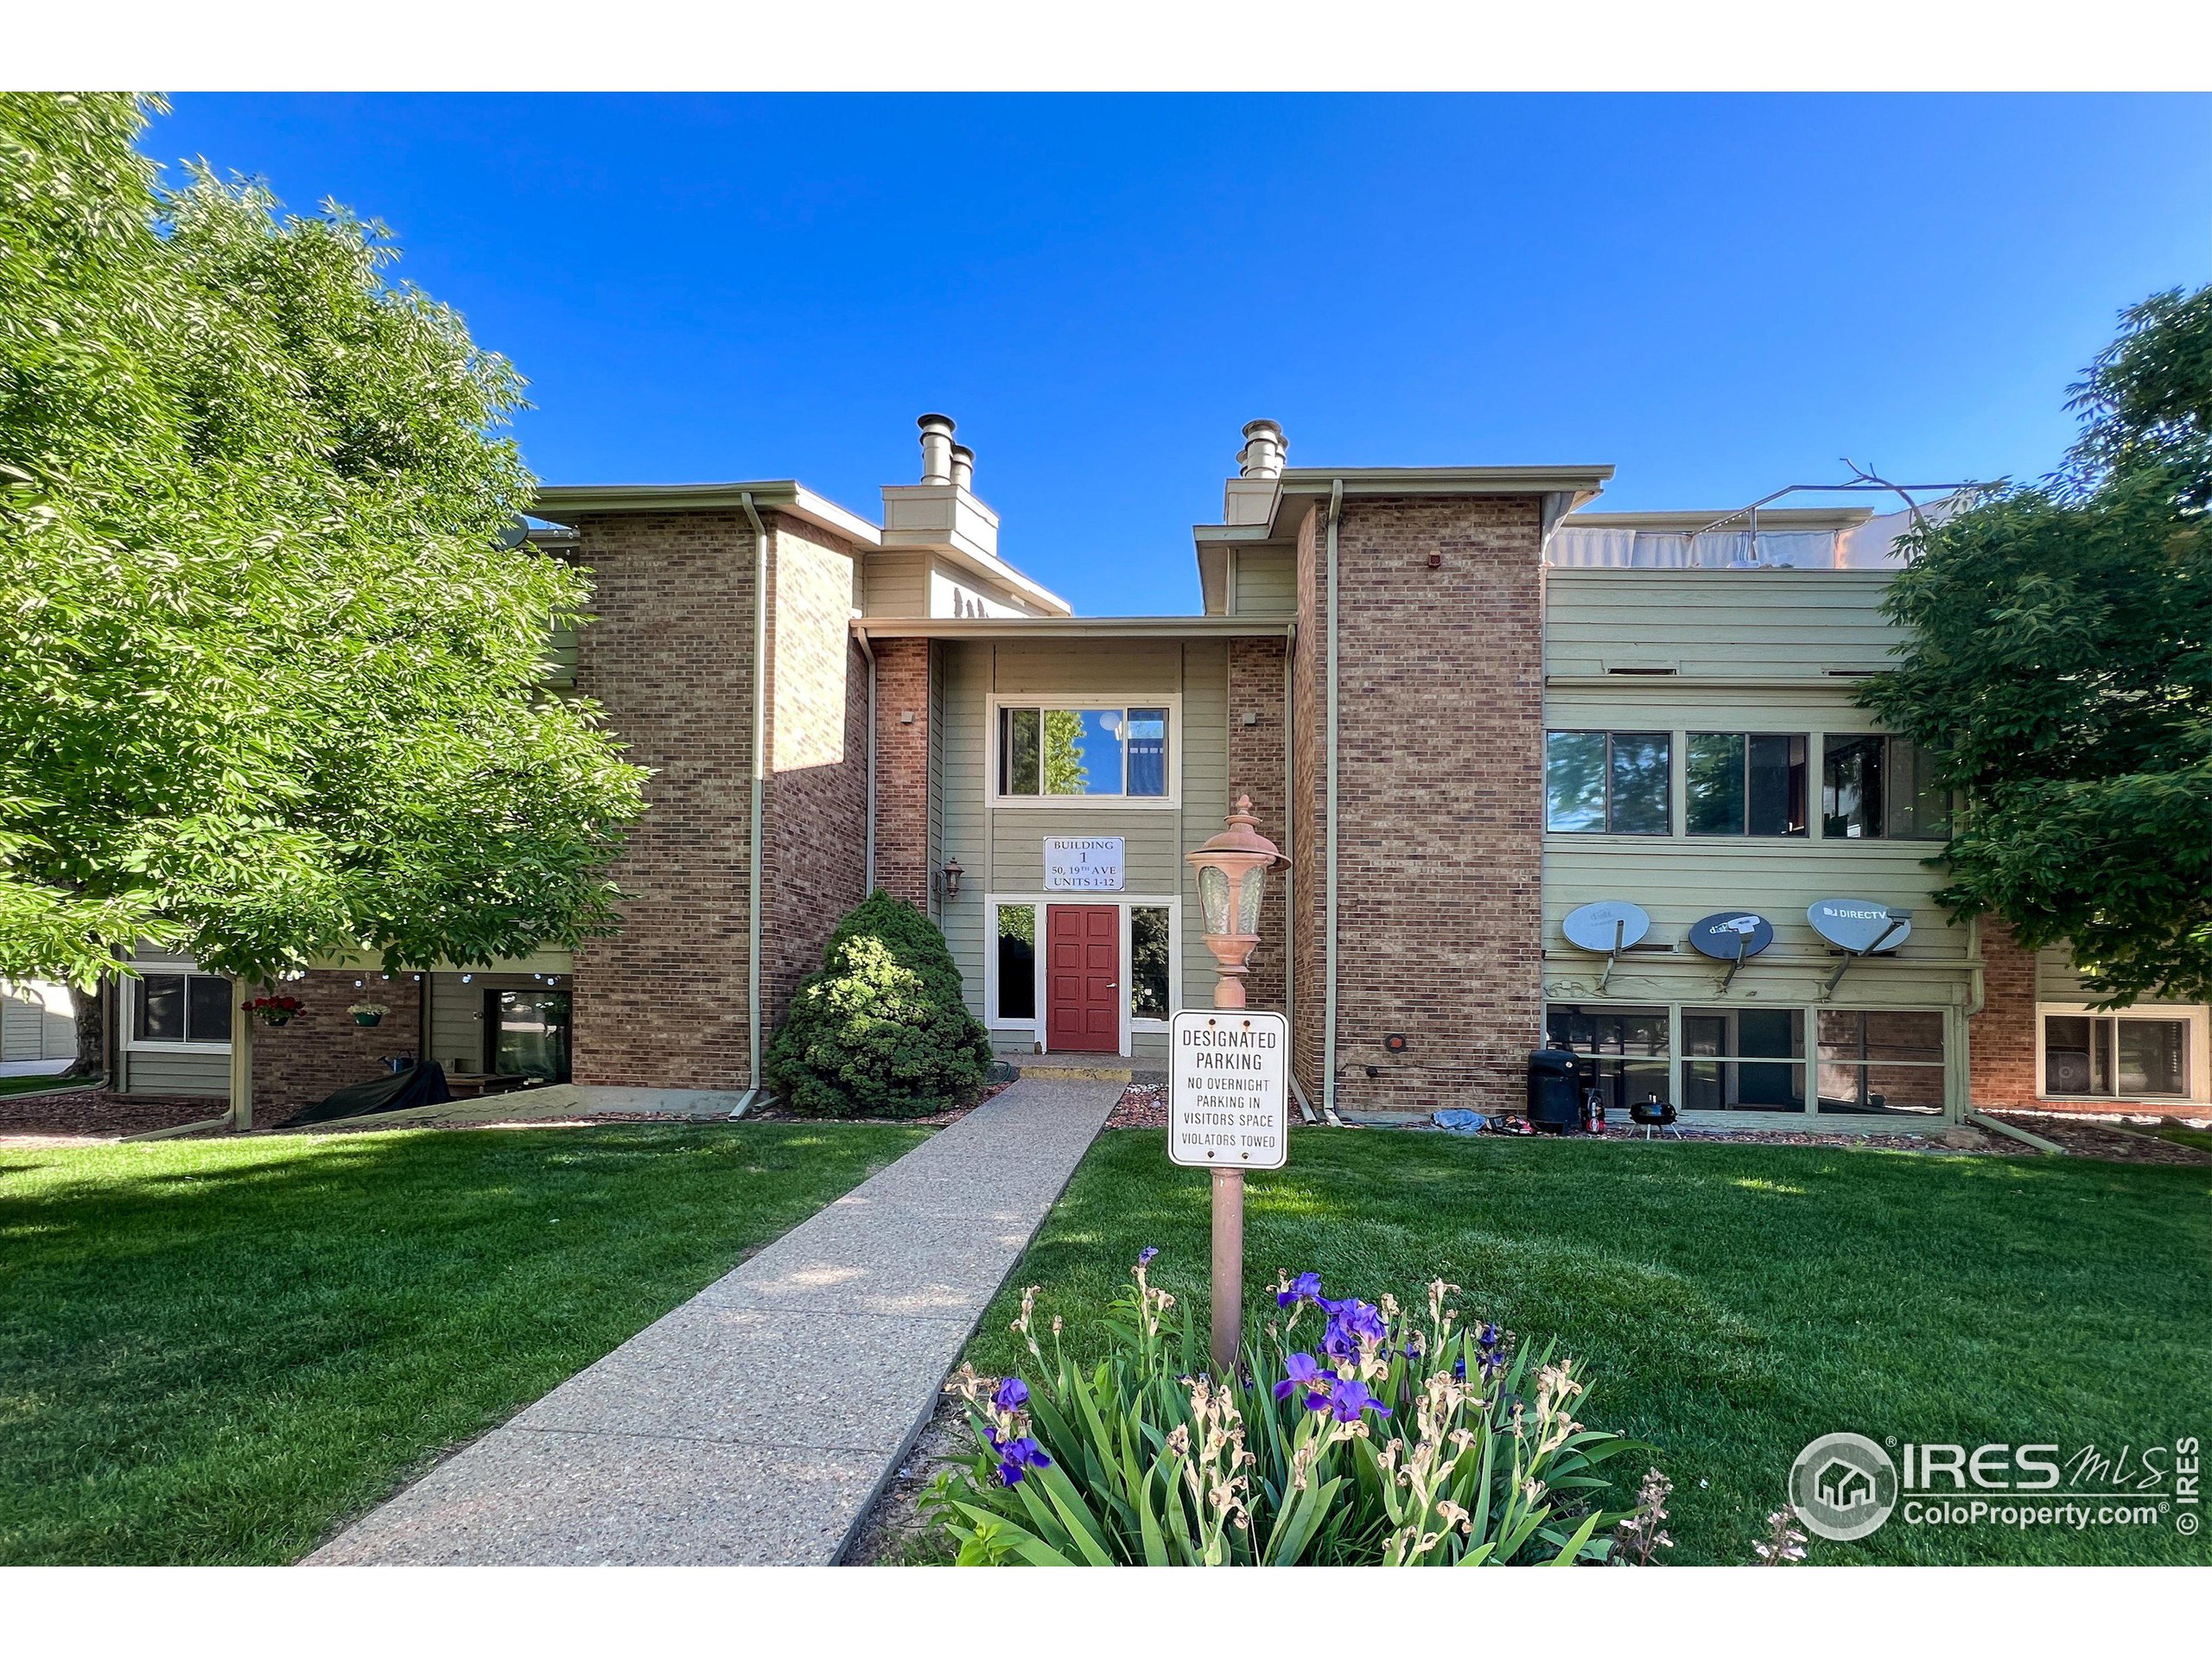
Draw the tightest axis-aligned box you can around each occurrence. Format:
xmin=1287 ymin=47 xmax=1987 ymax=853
xmin=1192 ymin=524 xmax=1284 ymax=616
xmin=908 ymin=542 xmax=1075 ymax=618
xmin=855 ymin=615 xmax=1292 ymax=641
xmin=1263 ymin=465 xmax=1614 ymax=537
xmin=532 ymin=480 xmax=883 ymax=549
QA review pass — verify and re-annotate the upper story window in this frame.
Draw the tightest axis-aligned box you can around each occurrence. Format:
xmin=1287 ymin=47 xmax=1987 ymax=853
xmin=129 ymin=963 xmax=232 ymax=1048
xmin=997 ymin=705 xmax=1170 ymax=799
xmin=1821 ymin=734 xmax=1950 ymax=840
xmin=1545 ymin=731 xmax=1669 ymax=835
xmin=1688 ymin=733 xmax=1808 ymax=837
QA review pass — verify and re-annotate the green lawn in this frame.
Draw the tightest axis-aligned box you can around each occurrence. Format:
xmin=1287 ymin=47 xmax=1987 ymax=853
xmin=0 ymin=1122 xmax=926 ymax=1565
xmin=2155 ymin=1125 xmax=2212 ymax=1156
xmin=0 ymin=1072 xmax=84 ymax=1097
xmin=959 ymin=1130 xmax=2212 ymax=1566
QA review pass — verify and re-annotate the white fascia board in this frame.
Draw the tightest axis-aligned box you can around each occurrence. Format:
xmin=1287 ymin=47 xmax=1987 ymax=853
xmin=531 ymin=481 xmax=883 ymax=549
xmin=1265 ymin=466 xmax=1614 ymax=535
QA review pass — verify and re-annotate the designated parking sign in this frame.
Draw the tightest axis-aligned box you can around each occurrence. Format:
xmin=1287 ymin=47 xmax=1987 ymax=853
xmin=1168 ymin=1009 xmax=1290 ymax=1170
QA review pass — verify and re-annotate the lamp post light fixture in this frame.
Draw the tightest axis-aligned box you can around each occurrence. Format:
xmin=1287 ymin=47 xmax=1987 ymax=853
xmin=1185 ymin=794 xmax=1287 ymax=1011
xmin=1185 ymin=792 xmax=1289 ymax=1375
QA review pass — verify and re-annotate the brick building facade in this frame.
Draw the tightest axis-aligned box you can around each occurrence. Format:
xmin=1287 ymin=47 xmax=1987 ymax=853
xmin=122 ymin=415 xmax=2209 ymax=1127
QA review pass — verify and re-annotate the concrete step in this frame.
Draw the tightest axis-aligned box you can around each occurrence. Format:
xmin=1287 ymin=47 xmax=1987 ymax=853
xmin=1015 ymin=1062 xmax=1133 ymax=1084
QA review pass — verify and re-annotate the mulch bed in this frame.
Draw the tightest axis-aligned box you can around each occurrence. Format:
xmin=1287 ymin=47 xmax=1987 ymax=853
xmin=1106 ymin=1082 xmax=1168 ymax=1129
xmin=0 ymin=1087 xmax=225 ymax=1141
xmin=843 ymin=1389 xmax=969 ymax=1565
xmin=1987 ymin=1110 xmax=2212 ymax=1166
xmin=737 ymin=1077 xmax=1013 ymax=1131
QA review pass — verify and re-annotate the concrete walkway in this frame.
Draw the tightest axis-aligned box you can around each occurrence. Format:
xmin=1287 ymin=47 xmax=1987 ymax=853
xmin=308 ymin=1075 xmax=1120 ymax=1566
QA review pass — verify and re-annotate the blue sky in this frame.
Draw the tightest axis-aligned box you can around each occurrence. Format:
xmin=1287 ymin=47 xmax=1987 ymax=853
xmin=153 ymin=94 xmax=2212 ymax=615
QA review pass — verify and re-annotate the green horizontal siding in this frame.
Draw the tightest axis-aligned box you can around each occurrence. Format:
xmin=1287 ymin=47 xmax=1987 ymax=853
xmin=1232 ymin=548 xmax=1296 ymax=616
xmin=1546 ymin=569 xmax=1904 ymax=678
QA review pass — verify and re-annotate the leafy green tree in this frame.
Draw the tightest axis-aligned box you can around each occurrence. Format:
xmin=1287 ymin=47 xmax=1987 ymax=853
xmin=1043 ymin=708 xmax=1089 ymax=794
xmin=1862 ymin=283 xmax=2212 ymax=1004
xmin=767 ymin=892 xmax=993 ymax=1117
xmin=0 ymin=93 xmax=646 ymax=1068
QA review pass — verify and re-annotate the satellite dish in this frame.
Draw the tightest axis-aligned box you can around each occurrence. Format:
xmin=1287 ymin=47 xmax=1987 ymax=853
xmin=1562 ymin=900 xmax=1651 ymax=954
xmin=1688 ymin=910 xmax=1772 ymax=989
xmin=493 ymin=515 xmax=532 ymax=551
xmin=1808 ymin=899 xmax=1912 ymax=954
xmin=1687 ymin=912 xmax=1774 ymax=961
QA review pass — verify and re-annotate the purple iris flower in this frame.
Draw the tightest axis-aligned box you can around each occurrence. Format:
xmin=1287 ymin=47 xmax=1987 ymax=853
xmin=1319 ymin=1296 xmax=1388 ymax=1359
xmin=1137 ymin=1246 xmax=1159 ymax=1267
xmin=1276 ymin=1271 xmax=1323 ymax=1308
xmin=993 ymin=1376 xmax=1030 ymax=1413
xmin=1452 ymin=1357 xmax=1467 ymax=1380
xmin=1327 ymin=1379 xmax=1391 ymax=1422
xmin=993 ymin=1435 xmax=1052 ymax=1486
xmin=1273 ymin=1351 xmax=1338 ymax=1408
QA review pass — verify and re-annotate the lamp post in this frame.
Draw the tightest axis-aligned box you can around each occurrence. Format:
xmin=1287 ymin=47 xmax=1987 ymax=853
xmin=1185 ymin=793 xmax=1288 ymax=1375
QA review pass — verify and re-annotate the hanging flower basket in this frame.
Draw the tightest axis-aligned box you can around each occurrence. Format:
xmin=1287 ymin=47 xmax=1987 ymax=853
xmin=245 ymin=994 xmax=306 ymax=1028
xmin=348 ymin=1001 xmax=390 ymax=1027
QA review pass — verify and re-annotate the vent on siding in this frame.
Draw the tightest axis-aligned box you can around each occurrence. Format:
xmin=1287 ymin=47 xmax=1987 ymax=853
xmin=1605 ymin=665 xmax=1678 ymax=676
xmin=1823 ymin=668 xmax=1878 ymax=678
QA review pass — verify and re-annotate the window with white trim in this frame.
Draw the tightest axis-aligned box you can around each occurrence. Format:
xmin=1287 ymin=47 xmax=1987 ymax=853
xmin=2043 ymin=1013 xmax=2190 ymax=1099
xmin=994 ymin=904 xmax=1037 ymax=1022
xmin=996 ymin=705 xmax=1170 ymax=799
xmin=129 ymin=965 xmax=232 ymax=1047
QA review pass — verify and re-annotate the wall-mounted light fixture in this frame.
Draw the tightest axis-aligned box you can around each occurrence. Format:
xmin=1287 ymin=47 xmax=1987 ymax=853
xmin=938 ymin=857 xmax=964 ymax=902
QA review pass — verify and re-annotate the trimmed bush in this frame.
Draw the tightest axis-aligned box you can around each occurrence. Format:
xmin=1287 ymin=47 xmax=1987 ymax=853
xmin=766 ymin=892 xmax=992 ymax=1118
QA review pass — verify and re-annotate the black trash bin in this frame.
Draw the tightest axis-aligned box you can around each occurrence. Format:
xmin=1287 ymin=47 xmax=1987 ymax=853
xmin=1526 ymin=1045 xmax=1582 ymax=1134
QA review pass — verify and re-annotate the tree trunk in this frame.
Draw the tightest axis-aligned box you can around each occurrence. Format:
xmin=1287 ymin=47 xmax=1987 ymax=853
xmin=64 ymin=979 xmax=107 ymax=1081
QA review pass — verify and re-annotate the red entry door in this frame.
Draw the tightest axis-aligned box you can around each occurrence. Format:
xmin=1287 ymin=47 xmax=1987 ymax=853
xmin=1046 ymin=905 xmax=1121 ymax=1053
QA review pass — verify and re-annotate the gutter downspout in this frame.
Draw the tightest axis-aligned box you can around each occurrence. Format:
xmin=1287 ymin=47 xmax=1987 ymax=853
xmin=732 ymin=492 xmax=772 ymax=1118
xmin=1285 ymin=620 xmax=1317 ymax=1122
xmin=1965 ymin=1109 xmax=2062 ymax=1155
xmin=855 ymin=626 xmax=878 ymax=893
xmin=1323 ymin=480 xmax=1344 ymax=1122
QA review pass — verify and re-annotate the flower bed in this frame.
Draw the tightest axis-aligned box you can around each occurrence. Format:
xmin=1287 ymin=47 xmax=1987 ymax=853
xmin=925 ymin=1250 xmax=1645 ymax=1566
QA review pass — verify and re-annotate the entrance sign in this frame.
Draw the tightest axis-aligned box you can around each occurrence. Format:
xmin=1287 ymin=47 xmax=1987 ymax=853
xmin=1044 ymin=836 xmax=1125 ymax=892
xmin=1169 ymin=1009 xmax=1289 ymax=1170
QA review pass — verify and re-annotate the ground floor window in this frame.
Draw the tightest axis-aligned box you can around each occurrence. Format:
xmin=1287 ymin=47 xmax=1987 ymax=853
xmin=1543 ymin=1003 xmax=1669 ymax=1111
xmin=487 ymin=988 xmax=569 ymax=1083
xmin=1815 ymin=1009 xmax=1946 ymax=1116
xmin=995 ymin=904 xmax=1037 ymax=1021
xmin=1544 ymin=1001 xmax=1954 ymax=1118
xmin=1683 ymin=1007 xmax=1805 ymax=1112
xmin=128 ymin=964 xmax=232 ymax=1047
xmin=2042 ymin=1013 xmax=2190 ymax=1099
xmin=1129 ymin=906 xmax=1171 ymax=1020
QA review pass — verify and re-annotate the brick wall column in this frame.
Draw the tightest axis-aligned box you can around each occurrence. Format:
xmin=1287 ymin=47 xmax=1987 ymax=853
xmin=1970 ymin=918 xmax=2042 ymax=1109
xmin=873 ymin=637 xmax=931 ymax=908
xmin=567 ymin=511 xmax=759 ymax=1091
xmin=1310 ymin=495 xmax=1547 ymax=1116
xmin=1228 ymin=635 xmax=1290 ymax=1015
